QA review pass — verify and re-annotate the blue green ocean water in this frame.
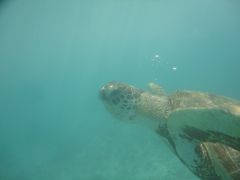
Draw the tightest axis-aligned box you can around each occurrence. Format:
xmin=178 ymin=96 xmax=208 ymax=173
xmin=0 ymin=0 xmax=240 ymax=179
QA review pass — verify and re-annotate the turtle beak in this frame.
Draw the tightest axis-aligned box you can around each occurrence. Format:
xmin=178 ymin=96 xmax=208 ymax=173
xmin=99 ymin=86 xmax=107 ymax=101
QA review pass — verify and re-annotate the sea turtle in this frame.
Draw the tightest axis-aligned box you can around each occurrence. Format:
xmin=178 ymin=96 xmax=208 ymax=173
xmin=99 ymin=81 xmax=240 ymax=180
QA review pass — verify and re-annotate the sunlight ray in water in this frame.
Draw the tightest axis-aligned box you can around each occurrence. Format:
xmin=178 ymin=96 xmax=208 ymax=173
xmin=0 ymin=0 xmax=240 ymax=179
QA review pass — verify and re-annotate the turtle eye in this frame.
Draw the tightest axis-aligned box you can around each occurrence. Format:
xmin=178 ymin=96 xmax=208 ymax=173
xmin=112 ymin=99 xmax=118 ymax=105
xmin=110 ymin=90 xmax=120 ymax=97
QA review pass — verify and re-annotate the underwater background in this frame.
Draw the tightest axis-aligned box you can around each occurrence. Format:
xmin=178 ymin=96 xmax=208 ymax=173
xmin=0 ymin=0 xmax=240 ymax=179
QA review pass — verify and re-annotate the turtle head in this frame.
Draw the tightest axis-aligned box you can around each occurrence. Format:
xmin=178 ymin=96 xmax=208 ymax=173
xmin=99 ymin=81 xmax=143 ymax=121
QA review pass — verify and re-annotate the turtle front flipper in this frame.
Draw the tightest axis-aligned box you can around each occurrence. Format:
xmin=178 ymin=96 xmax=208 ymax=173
xmin=168 ymin=108 xmax=240 ymax=151
xmin=167 ymin=108 xmax=240 ymax=179
xmin=204 ymin=142 xmax=240 ymax=180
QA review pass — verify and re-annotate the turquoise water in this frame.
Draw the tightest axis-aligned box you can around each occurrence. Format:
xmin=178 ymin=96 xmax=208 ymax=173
xmin=0 ymin=0 xmax=240 ymax=179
